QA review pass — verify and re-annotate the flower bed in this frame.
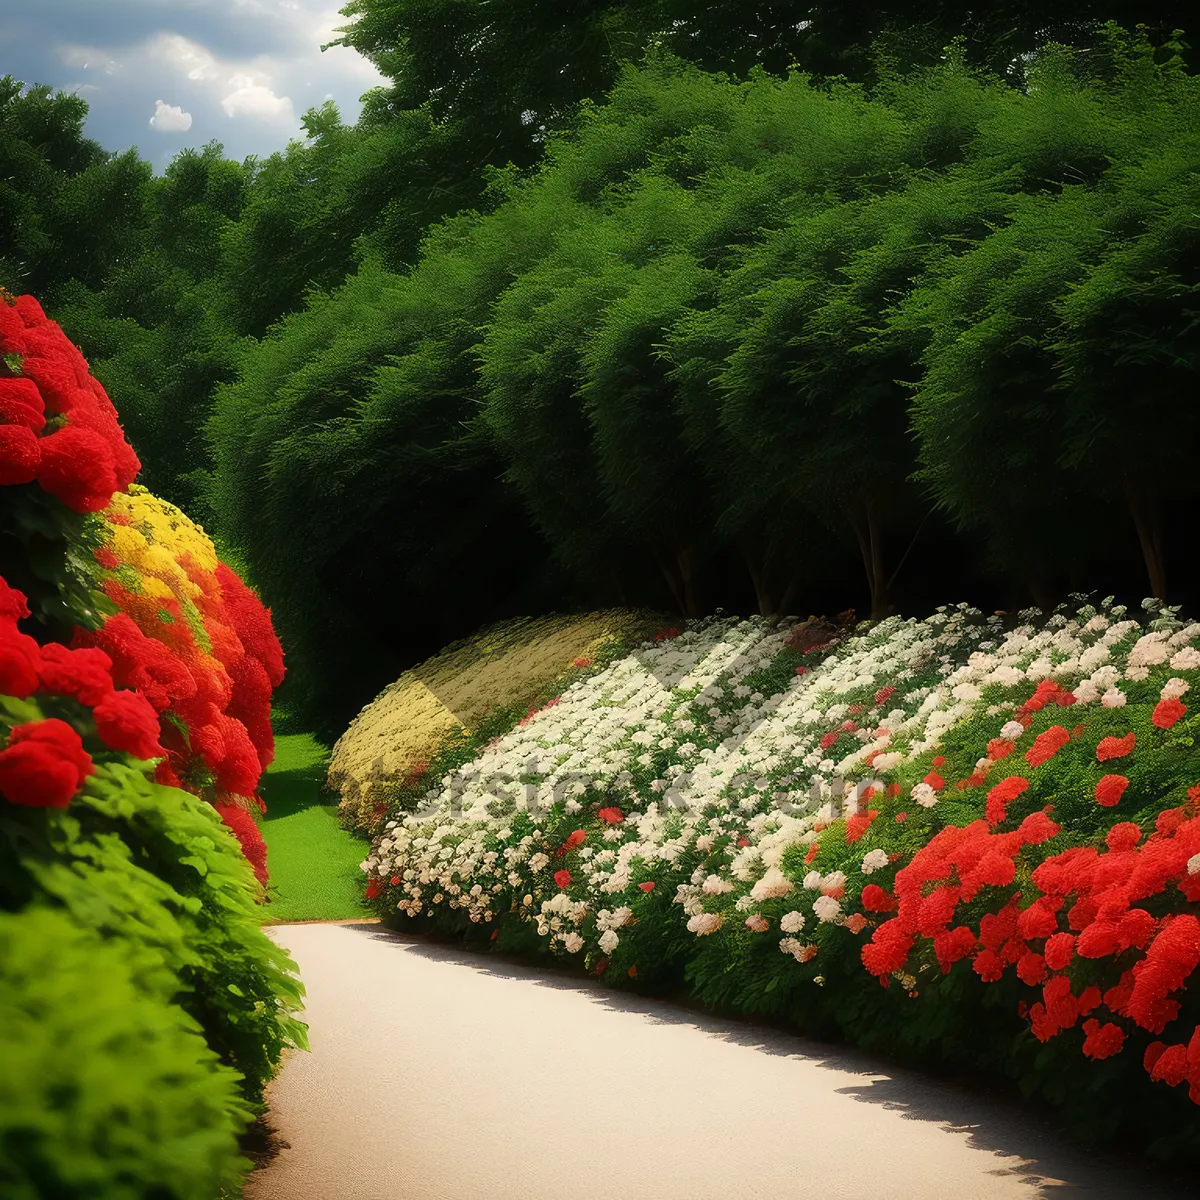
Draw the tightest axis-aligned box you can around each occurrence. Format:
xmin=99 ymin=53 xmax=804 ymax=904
xmin=330 ymin=609 xmax=664 ymax=834
xmin=362 ymin=600 xmax=1200 ymax=1157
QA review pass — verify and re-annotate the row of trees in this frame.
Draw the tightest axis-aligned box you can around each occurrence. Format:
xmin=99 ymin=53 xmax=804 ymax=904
xmin=207 ymin=29 xmax=1200 ymax=736
xmin=3 ymin=7 xmax=1197 ymax=738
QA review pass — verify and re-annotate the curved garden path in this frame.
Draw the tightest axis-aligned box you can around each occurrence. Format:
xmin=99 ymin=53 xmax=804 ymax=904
xmin=248 ymin=922 xmax=1193 ymax=1200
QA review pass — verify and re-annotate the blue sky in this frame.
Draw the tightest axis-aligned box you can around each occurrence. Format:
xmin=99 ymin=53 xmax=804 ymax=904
xmin=1 ymin=0 xmax=390 ymax=172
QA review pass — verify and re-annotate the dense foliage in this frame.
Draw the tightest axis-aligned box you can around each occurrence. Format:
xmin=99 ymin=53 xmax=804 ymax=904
xmin=207 ymin=29 xmax=1200 ymax=736
xmin=0 ymin=291 xmax=304 ymax=1192
xmin=7 ymin=13 xmax=1198 ymax=738
xmin=361 ymin=599 xmax=1200 ymax=1158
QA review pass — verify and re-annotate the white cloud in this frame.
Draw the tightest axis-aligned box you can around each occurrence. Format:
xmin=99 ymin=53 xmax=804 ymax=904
xmin=220 ymin=79 xmax=294 ymax=122
xmin=148 ymin=32 xmax=220 ymax=82
xmin=150 ymin=99 xmax=193 ymax=132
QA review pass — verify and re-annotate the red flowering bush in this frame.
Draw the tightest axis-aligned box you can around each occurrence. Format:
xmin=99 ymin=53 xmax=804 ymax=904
xmin=1 ymin=577 xmax=164 ymax=812
xmin=0 ymin=292 xmax=138 ymax=510
xmin=2 ymin=292 xmax=283 ymax=884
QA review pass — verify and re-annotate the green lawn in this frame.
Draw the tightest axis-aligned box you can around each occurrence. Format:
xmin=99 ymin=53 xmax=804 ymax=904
xmin=259 ymin=733 xmax=373 ymax=923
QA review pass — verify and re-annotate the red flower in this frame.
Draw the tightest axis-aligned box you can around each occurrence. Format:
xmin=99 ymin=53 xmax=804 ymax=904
xmin=987 ymin=738 xmax=1016 ymax=761
xmin=795 ymin=665 xmax=808 ymax=676
xmin=1095 ymin=774 xmax=1129 ymax=808
xmin=924 ymin=771 xmax=945 ymax=790
xmin=985 ymin=775 xmax=1029 ymax=826
xmin=598 ymin=807 xmax=624 ymax=824
xmin=861 ymin=917 xmax=915 ymax=976
xmin=1044 ymin=932 xmax=1076 ymax=970
xmin=36 ymin=643 xmax=114 ymax=706
xmin=932 ymin=755 xmax=945 ymax=767
xmin=1082 ymin=1019 xmax=1125 ymax=1060
xmin=1022 ymin=680 xmax=1061 ymax=712
xmin=1055 ymin=691 xmax=1077 ymax=707
xmin=638 ymin=881 xmax=655 ymax=892
xmin=845 ymin=809 xmax=879 ymax=843
xmin=554 ymin=870 xmax=571 ymax=888
xmin=0 ymin=718 xmax=94 ymax=809
xmin=737 ymin=837 xmax=749 ymax=847
xmin=0 ymin=376 xmax=46 ymax=431
xmin=874 ymin=685 xmax=895 ymax=706
xmin=804 ymin=842 xmax=820 ymax=864
xmin=214 ymin=802 xmax=268 ymax=886
xmin=1025 ymin=725 xmax=1070 ymax=767
xmin=561 ymin=829 xmax=586 ymax=851
xmin=91 ymin=689 xmax=164 ymax=760
xmin=861 ymin=884 xmax=896 ymax=912
xmin=972 ymin=948 xmax=1004 ymax=982
xmin=35 ymin=424 xmax=120 ymax=513
xmin=572 ymin=656 xmax=592 ymax=668
xmin=1154 ymin=697 xmax=1187 ymax=730
xmin=1150 ymin=1043 xmax=1188 ymax=1086
xmin=934 ymin=926 xmax=977 ymax=973
xmin=1096 ymin=733 xmax=1136 ymax=762
xmin=390 ymin=875 xmax=400 ymax=886
xmin=820 ymin=731 xmax=839 ymax=749
xmin=895 ymin=811 xmax=908 ymax=822
xmin=1016 ymin=950 xmax=1047 ymax=986
xmin=1126 ymin=915 xmax=1200 ymax=1033
xmin=0 ymin=423 xmax=40 ymax=485
xmin=365 ymin=879 xmax=382 ymax=900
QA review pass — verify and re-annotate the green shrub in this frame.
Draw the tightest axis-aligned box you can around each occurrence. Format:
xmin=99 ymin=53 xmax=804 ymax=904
xmin=0 ymin=905 xmax=251 ymax=1200
xmin=0 ymin=727 xmax=307 ymax=1105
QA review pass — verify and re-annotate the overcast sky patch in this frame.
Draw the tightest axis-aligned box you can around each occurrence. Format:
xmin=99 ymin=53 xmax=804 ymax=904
xmin=0 ymin=0 xmax=389 ymax=171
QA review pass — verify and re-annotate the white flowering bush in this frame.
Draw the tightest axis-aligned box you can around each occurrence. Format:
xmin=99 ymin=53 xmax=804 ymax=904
xmin=359 ymin=598 xmax=1200 ymax=1158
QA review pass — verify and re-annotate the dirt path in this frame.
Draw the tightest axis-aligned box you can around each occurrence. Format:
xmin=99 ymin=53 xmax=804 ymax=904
xmin=248 ymin=923 xmax=1190 ymax=1200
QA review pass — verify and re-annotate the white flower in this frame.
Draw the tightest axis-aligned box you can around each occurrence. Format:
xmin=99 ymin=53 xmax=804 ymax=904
xmin=529 ymin=852 xmax=549 ymax=872
xmin=687 ymin=912 xmax=723 ymax=936
xmin=1170 ymin=647 xmax=1200 ymax=671
xmin=563 ymin=933 xmax=584 ymax=953
xmin=750 ymin=866 xmax=794 ymax=901
xmin=745 ymin=914 xmax=770 ymax=933
xmin=1162 ymin=678 xmax=1190 ymax=701
xmin=911 ymin=782 xmax=938 ymax=808
xmin=1188 ymin=854 xmax=1200 ymax=876
xmin=1101 ymin=688 xmax=1128 ymax=709
xmin=873 ymin=751 xmax=902 ymax=771
xmin=702 ymin=873 xmax=734 ymax=895
xmin=1000 ymin=721 xmax=1025 ymax=740
xmin=813 ymin=895 xmax=842 ymax=923
xmin=695 ymin=834 xmax=714 ymax=852
xmin=802 ymin=869 xmax=823 ymax=890
xmin=780 ymin=910 xmax=806 ymax=933
xmin=861 ymin=849 xmax=889 ymax=874
xmin=598 ymin=929 xmax=620 ymax=953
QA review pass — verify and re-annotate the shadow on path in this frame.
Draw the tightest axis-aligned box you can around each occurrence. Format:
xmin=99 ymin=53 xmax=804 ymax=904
xmin=339 ymin=923 xmax=1191 ymax=1199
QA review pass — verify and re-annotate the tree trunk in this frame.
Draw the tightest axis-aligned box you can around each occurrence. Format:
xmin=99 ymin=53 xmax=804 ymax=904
xmin=677 ymin=545 xmax=701 ymax=619
xmin=654 ymin=551 xmax=686 ymax=616
xmin=1123 ymin=474 xmax=1167 ymax=601
xmin=849 ymin=501 xmax=890 ymax=619
xmin=743 ymin=546 xmax=775 ymax=617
